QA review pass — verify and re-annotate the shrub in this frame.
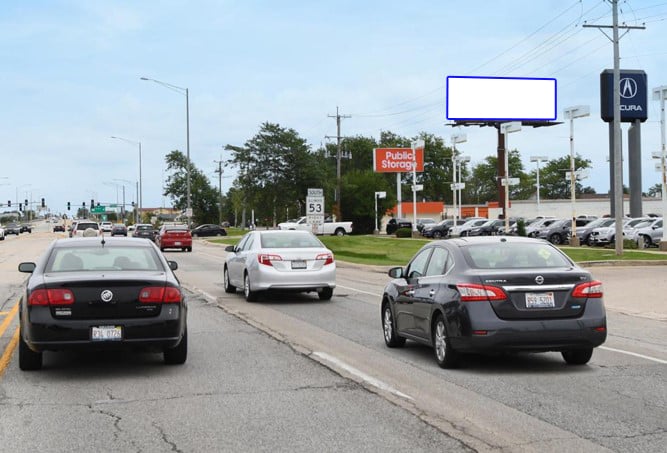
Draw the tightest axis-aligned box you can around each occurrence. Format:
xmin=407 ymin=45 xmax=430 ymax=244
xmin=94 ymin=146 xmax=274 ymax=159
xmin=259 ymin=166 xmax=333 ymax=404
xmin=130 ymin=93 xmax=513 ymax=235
xmin=516 ymin=219 xmax=526 ymax=236
xmin=395 ymin=227 xmax=413 ymax=238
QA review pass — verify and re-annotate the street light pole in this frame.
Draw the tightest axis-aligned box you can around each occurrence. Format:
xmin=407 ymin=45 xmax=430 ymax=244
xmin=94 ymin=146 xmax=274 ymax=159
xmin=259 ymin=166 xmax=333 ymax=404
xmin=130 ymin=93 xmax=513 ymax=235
xmin=500 ymin=122 xmax=522 ymax=233
xmin=110 ymin=136 xmax=142 ymax=222
xmin=654 ymin=86 xmax=667 ymax=249
xmin=564 ymin=106 xmax=590 ymax=246
xmin=530 ymin=156 xmax=548 ymax=216
xmin=451 ymin=133 xmax=467 ymax=225
xmin=141 ymin=77 xmax=191 ymax=227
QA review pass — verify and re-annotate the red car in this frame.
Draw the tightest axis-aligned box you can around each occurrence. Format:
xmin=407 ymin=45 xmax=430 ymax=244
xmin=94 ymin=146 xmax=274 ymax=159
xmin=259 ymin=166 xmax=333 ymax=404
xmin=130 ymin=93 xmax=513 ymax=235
xmin=157 ymin=225 xmax=192 ymax=252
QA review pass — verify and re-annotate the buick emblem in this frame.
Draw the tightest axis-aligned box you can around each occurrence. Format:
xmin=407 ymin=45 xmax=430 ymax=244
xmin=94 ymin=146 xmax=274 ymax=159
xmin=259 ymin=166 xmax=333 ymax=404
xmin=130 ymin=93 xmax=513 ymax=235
xmin=101 ymin=290 xmax=114 ymax=302
xmin=535 ymin=275 xmax=544 ymax=285
xmin=620 ymin=78 xmax=638 ymax=99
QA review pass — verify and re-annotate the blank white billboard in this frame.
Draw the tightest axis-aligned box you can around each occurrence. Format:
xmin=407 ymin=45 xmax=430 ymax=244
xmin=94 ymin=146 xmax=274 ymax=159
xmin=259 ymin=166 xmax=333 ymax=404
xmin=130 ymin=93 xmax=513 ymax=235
xmin=446 ymin=76 xmax=557 ymax=121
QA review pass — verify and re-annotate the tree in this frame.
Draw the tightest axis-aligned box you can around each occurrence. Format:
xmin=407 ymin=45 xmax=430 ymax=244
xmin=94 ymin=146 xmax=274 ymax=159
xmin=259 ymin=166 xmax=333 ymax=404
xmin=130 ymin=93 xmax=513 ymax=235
xmin=341 ymin=169 xmax=394 ymax=233
xmin=534 ymin=155 xmax=595 ymax=199
xmin=646 ymin=183 xmax=662 ymax=198
xmin=467 ymin=149 xmax=531 ymax=204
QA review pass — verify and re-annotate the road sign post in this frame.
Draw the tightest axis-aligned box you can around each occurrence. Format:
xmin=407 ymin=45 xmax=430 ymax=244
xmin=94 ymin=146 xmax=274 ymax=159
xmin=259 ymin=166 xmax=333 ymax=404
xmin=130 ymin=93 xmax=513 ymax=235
xmin=306 ymin=188 xmax=324 ymax=233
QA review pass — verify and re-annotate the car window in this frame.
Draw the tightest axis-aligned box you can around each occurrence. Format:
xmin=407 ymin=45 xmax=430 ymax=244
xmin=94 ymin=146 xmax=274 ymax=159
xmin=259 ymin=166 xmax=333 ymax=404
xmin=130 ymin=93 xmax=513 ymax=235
xmin=46 ymin=246 xmax=163 ymax=272
xmin=260 ymin=232 xmax=321 ymax=248
xmin=425 ymin=247 xmax=449 ymax=276
xmin=241 ymin=234 xmax=255 ymax=251
xmin=406 ymin=248 xmax=432 ymax=279
xmin=464 ymin=242 xmax=572 ymax=269
xmin=76 ymin=223 xmax=99 ymax=230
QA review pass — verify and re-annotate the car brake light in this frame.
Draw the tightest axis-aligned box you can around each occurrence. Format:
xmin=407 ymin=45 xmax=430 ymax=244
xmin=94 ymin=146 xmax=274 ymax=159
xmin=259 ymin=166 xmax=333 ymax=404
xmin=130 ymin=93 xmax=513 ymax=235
xmin=258 ymin=254 xmax=282 ymax=266
xmin=456 ymin=283 xmax=507 ymax=302
xmin=572 ymin=281 xmax=603 ymax=298
xmin=316 ymin=253 xmax=334 ymax=265
xmin=28 ymin=288 xmax=75 ymax=306
xmin=139 ymin=286 xmax=182 ymax=303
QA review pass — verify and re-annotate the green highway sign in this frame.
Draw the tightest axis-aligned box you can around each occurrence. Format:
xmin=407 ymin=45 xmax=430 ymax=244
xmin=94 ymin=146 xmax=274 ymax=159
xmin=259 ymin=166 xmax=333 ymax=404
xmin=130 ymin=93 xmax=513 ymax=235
xmin=91 ymin=206 xmax=106 ymax=214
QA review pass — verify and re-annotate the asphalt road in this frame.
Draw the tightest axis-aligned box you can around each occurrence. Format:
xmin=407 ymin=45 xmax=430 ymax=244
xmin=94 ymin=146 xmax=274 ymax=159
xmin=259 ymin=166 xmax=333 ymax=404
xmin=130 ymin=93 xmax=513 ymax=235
xmin=1 ymin=224 xmax=666 ymax=452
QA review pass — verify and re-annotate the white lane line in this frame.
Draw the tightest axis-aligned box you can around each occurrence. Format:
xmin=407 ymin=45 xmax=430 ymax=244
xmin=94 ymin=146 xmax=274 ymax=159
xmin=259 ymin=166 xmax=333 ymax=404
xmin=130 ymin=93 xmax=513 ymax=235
xmin=312 ymin=351 xmax=413 ymax=401
xmin=335 ymin=284 xmax=381 ymax=298
xmin=599 ymin=346 xmax=667 ymax=364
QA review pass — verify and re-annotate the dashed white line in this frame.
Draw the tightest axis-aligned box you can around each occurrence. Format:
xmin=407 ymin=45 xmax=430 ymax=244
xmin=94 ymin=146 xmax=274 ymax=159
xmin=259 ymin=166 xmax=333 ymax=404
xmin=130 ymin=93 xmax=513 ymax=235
xmin=335 ymin=284 xmax=380 ymax=297
xmin=599 ymin=346 xmax=667 ymax=364
xmin=312 ymin=351 xmax=413 ymax=401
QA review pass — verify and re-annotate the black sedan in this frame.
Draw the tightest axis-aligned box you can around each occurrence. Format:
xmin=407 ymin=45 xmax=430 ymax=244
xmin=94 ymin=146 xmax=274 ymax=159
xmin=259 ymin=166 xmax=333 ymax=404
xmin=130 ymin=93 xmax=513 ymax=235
xmin=421 ymin=219 xmax=466 ymax=239
xmin=386 ymin=218 xmax=412 ymax=235
xmin=20 ymin=224 xmax=32 ymax=233
xmin=111 ymin=223 xmax=128 ymax=236
xmin=191 ymin=224 xmax=227 ymax=237
xmin=17 ymin=237 xmax=187 ymax=370
xmin=381 ymin=236 xmax=606 ymax=368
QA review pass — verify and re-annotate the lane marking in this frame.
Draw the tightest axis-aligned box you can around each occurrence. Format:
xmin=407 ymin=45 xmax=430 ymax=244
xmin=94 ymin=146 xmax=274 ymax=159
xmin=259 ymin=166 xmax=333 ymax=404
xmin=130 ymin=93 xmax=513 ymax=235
xmin=0 ymin=327 xmax=20 ymax=377
xmin=312 ymin=351 xmax=413 ymax=401
xmin=0 ymin=302 xmax=19 ymax=339
xmin=335 ymin=284 xmax=381 ymax=298
xmin=599 ymin=346 xmax=667 ymax=364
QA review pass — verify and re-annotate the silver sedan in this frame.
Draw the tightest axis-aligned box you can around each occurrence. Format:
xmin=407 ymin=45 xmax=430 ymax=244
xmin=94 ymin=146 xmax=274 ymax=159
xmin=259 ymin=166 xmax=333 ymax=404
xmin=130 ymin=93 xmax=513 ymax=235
xmin=224 ymin=230 xmax=336 ymax=301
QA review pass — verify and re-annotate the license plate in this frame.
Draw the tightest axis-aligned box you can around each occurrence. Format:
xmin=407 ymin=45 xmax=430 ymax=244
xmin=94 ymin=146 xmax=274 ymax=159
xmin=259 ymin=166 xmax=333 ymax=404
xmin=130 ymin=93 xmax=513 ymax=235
xmin=291 ymin=260 xmax=307 ymax=269
xmin=175 ymin=241 xmax=182 ymax=246
xmin=526 ymin=292 xmax=555 ymax=308
xmin=91 ymin=325 xmax=122 ymax=341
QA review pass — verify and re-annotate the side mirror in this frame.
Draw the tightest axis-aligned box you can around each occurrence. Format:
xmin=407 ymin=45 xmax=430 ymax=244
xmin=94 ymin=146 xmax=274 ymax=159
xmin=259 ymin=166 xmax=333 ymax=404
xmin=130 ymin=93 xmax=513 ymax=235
xmin=168 ymin=261 xmax=178 ymax=271
xmin=225 ymin=245 xmax=236 ymax=253
xmin=388 ymin=266 xmax=404 ymax=278
xmin=19 ymin=262 xmax=36 ymax=273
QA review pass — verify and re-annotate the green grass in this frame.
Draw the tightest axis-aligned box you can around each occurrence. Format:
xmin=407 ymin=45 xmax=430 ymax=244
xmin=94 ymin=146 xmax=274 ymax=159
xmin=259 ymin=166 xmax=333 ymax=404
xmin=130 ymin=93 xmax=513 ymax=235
xmin=208 ymin=235 xmax=667 ymax=266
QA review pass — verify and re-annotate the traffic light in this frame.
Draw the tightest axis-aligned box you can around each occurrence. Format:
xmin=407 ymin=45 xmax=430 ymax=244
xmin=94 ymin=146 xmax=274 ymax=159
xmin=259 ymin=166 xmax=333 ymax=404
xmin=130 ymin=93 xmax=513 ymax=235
xmin=25 ymin=199 xmax=28 ymax=207
xmin=91 ymin=199 xmax=94 ymax=208
xmin=7 ymin=200 xmax=10 ymax=207
xmin=82 ymin=201 xmax=86 ymax=207
xmin=19 ymin=203 xmax=22 ymax=211
xmin=41 ymin=198 xmax=45 ymax=208
xmin=67 ymin=202 xmax=71 ymax=211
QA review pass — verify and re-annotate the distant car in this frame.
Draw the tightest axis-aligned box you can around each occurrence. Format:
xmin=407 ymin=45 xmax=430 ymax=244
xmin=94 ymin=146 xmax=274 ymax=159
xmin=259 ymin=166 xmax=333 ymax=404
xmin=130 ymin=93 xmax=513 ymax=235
xmin=191 ymin=224 xmax=227 ymax=237
xmin=133 ymin=224 xmax=156 ymax=241
xmin=525 ymin=218 xmax=558 ymax=238
xmin=380 ymin=236 xmax=607 ymax=368
xmin=111 ymin=224 xmax=128 ymax=237
xmin=575 ymin=218 xmax=615 ymax=246
xmin=52 ymin=224 xmax=66 ymax=233
xmin=386 ymin=218 xmax=412 ymax=235
xmin=5 ymin=223 xmax=22 ymax=235
xmin=449 ymin=218 xmax=487 ymax=237
xmin=633 ymin=218 xmax=663 ymax=248
xmin=100 ymin=221 xmax=113 ymax=232
xmin=421 ymin=219 xmax=466 ymax=239
xmin=224 ymin=230 xmax=336 ymax=301
xmin=416 ymin=218 xmax=437 ymax=233
xmin=17 ymin=237 xmax=187 ymax=370
xmin=537 ymin=219 xmax=571 ymax=245
xmin=157 ymin=224 xmax=192 ymax=252
xmin=20 ymin=224 xmax=32 ymax=233
xmin=589 ymin=217 xmax=651 ymax=246
xmin=467 ymin=219 xmax=505 ymax=236
xmin=71 ymin=220 xmax=100 ymax=238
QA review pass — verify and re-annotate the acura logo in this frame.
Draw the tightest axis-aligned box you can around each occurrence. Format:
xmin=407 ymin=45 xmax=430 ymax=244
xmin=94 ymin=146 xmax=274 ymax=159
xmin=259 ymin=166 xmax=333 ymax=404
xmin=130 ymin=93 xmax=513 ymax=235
xmin=535 ymin=276 xmax=544 ymax=285
xmin=101 ymin=290 xmax=114 ymax=302
xmin=620 ymin=78 xmax=638 ymax=99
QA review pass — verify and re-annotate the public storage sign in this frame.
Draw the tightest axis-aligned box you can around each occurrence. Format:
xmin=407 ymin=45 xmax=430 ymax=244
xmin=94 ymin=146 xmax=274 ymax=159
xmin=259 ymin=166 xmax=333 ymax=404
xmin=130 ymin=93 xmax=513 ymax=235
xmin=373 ymin=147 xmax=424 ymax=173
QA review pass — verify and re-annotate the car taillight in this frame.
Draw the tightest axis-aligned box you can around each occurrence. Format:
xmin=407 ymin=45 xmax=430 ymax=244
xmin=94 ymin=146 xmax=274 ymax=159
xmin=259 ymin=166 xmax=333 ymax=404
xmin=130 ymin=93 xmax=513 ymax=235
xmin=572 ymin=281 xmax=603 ymax=298
xmin=258 ymin=254 xmax=282 ymax=266
xmin=138 ymin=286 xmax=182 ymax=303
xmin=316 ymin=253 xmax=334 ymax=265
xmin=456 ymin=283 xmax=507 ymax=302
xmin=28 ymin=289 xmax=75 ymax=306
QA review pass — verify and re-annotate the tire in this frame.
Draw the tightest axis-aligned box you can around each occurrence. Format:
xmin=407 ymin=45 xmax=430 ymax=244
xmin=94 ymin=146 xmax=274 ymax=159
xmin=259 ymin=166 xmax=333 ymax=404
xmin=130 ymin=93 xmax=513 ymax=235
xmin=223 ymin=267 xmax=236 ymax=293
xmin=187 ymin=247 xmax=192 ymax=252
xmin=192 ymin=233 xmax=198 ymax=238
xmin=433 ymin=231 xmax=442 ymax=239
xmin=586 ymin=235 xmax=595 ymax=247
xmin=432 ymin=314 xmax=459 ymax=369
xmin=164 ymin=329 xmax=187 ymax=365
xmin=334 ymin=228 xmax=345 ymax=237
xmin=318 ymin=287 xmax=333 ymax=300
xmin=19 ymin=331 xmax=42 ymax=371
xmin=561 ymin=348 xmax=593 ymax=365
xmin=244 ymin=272 xmax=259 ymax=302
xmin=382 ymin=304 xmax=405 ymax=348
xmin=549 ymin=233 xmax=562 ymax=245
xmin=642 ymin=235 xmax=652 ymax=248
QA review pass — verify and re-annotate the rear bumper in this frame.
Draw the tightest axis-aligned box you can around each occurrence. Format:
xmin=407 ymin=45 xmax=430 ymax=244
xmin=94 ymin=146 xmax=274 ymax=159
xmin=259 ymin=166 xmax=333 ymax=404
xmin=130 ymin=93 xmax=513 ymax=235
xmin=250 ymin=266 xmax=336 ymax=292
xmin=160 ymin=239 xmax=192 ymax=248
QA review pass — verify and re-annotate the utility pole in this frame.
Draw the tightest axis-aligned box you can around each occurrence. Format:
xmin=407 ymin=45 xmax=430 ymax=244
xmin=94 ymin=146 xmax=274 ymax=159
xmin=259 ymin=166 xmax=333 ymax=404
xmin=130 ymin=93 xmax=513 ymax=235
xmin=584 ymin=0 xmax=645 ymax=256
xmin=327 ymin=107 xmax=351 ymax=220
xmin=214 ymin=158 xmax=223 ymax=225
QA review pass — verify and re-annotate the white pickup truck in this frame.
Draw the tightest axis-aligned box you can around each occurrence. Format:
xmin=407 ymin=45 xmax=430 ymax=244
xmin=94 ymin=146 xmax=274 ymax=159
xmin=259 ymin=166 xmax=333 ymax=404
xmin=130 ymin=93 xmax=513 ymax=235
xmin=277 ymin=216 xmax=353 ymax=236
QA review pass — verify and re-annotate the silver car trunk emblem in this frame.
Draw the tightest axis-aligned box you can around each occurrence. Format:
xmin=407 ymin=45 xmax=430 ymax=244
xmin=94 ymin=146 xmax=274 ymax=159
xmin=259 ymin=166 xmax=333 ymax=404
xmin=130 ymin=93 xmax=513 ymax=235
xmin=101 ymin=290 xmax=114 ymax=302
xmin=535 ymin=275 xmax=544 ymax=285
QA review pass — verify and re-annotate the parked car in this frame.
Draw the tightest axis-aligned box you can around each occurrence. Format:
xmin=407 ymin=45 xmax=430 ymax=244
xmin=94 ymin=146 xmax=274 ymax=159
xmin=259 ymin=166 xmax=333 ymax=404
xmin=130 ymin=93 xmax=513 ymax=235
xmin=17 ymin=237 xmax=187 ymax=370
xmin=416 ymin=218 xmax=437 ymax=233
xmin=449 ymin=218 xmax=487 ymax=237
xmin=157 ymin=224 xmax=192 ymax=252
xmin=223 ymin=230 xmax=336 ymax=302
xmin=467 ymin=219 xmax=506 ymax=236
xmin=386 ymin=218 xmax=412 ymax=235
xmin=5 ymin=223 xmax=21 ymax=235
xmin=380 ymin=236 xmax=606 ymax=368
xmin=575 ymin=218 xmax=615 ymax=246
xmin=537 ymin=219 xmax=571 ymax=245
xmin=71 ymin=220 xmax=100 ymax=238
xmin=589 ymin=217 xmax=651 ymax=246
xmin=191 ymin=224 xmax=228 ymax=237
xmin=421 ymin=219 xmax=466 ymax=239
xmin=277 ymin=216 xmax=353 ymax=236
xmin=111 ymin=224 xmax=128 ymax=237
xmin=20 ymin=224 xmax=32 ymax=233
xmin=633 ymin=218 xmax=663 ymax=248
xmin=525 ymin=217 xmax=557 ymax=238
xmin=133 ymin=223 xmax=156 ymax=241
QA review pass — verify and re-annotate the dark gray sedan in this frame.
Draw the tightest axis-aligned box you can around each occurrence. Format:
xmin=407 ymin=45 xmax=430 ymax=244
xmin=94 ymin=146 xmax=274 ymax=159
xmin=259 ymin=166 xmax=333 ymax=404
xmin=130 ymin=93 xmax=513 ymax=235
xmin=381 ymin=236 xmax=606 ymax=368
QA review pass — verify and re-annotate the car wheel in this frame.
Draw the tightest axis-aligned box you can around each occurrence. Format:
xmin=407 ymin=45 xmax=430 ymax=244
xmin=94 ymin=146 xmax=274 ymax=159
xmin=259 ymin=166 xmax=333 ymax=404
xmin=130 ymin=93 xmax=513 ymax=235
xmin=244 ymin=272 xmax=258 ymax=302
xmin=460 ymin=231 xmax=468 ymax=237
xmin=382 ymin=304 xmax=405 ymax=348
xmin=549 ymin=233 xmax=562 ymax=245
xmin=19 ymin=331 xmax=42 ymax=371
xmin=223 ymin=267 xmax=236 ymax=293
xmin=192 ymin=233 xmax=198 ymax=238
xmin=318 ymin=287 xmax=333 ymax=300
xmin=643 ymin=235 xmax=652 ymax=248
xmin=334 ymin=228 xmax=345 ymax=237
xmin=561 ymin=348 xmax=593 ymax=365
xmin=586 ymin=235 xmax=595 ymax=246
xmin=433 ymin=231 xmax=442 ymax=239
xmin=433 ymin=314 xmax=459 ymax=369
xmin=164 ymin=329 xmax=187 ymax=365
xmin=187 ymin=247 xmax=192 ymax=252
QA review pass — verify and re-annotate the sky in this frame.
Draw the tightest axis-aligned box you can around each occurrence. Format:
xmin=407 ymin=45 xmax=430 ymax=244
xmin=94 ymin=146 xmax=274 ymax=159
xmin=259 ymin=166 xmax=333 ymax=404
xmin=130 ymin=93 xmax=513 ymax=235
xmin=2 ymin=0 xmax=667 ymax=217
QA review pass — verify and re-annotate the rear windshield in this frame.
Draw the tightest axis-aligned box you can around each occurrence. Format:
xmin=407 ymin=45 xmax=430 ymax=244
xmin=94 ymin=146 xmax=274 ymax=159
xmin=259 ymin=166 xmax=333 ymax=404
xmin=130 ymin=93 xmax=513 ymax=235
xmin=45 ymin=246 xmax=163 ymax=272
xmin=463 ymin=242 xmax=572 ymax=269
xmin=260 ymin=232 xmax=322 ymax=248
xmin=76 ymin=223 xmax=99 ymax=230
xmin=136 ymin=225 xmax=153 ymax=231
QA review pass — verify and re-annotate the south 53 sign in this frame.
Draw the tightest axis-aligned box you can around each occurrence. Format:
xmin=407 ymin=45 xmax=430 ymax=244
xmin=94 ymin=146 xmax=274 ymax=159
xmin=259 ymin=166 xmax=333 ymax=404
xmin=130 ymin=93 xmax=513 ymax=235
xmin=307 ymin=196 xmax=324 ymax=215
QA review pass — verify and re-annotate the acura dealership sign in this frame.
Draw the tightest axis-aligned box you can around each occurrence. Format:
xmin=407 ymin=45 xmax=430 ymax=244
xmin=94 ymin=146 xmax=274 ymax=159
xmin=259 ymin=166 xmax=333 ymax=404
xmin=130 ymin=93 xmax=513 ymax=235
xmin=600 ymin=69 xmax=648 ymax=122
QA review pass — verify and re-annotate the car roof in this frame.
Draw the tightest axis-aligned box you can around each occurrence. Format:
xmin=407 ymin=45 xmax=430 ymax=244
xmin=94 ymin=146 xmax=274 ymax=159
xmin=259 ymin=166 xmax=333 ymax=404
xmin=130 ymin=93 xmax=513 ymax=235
xmin=55 ymin=237 xmax=155 ymax=249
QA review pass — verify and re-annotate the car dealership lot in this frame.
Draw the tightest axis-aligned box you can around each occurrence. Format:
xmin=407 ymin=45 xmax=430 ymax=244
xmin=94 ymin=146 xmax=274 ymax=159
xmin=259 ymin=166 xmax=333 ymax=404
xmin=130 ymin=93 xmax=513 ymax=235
xmin=1 ymin=232 xmax=665 ymax=452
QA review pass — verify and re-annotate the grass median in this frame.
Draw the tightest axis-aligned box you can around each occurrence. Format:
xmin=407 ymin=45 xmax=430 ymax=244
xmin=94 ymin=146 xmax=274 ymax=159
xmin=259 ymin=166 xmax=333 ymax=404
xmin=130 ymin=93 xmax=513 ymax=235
xmin=209 ymin=234 xmax=667 ymax=267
